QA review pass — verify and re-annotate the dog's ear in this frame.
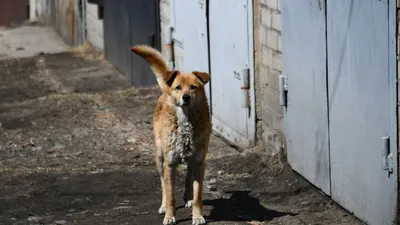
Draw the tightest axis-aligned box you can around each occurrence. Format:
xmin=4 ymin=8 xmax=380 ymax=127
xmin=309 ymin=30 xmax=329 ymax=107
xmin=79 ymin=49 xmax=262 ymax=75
xmin=192 ymin=71 xmax=210 ymax=84
xmin=165 ymin=70 xmax=180 ymax=87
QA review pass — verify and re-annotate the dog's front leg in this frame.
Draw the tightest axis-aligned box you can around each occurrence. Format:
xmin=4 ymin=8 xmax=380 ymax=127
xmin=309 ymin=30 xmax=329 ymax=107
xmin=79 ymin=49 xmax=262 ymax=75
xmin=163 ymin=163 xmax=177 ymax=225
xmin=192 ymin=161 xmax=206 ymax=225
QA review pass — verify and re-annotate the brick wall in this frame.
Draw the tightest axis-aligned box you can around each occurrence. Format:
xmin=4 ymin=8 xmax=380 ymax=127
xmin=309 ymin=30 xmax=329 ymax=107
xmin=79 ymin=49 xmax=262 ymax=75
xmin=160 ymin=0 xmax=170 ymax=57
xmin=86 ymin=0 xmax=104 ymax=49
xmin=255 ymin=0 xmax=284 ymax=154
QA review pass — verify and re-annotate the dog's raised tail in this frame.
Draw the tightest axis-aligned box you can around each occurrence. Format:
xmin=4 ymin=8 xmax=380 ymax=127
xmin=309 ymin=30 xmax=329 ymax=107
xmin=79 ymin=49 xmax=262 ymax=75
xmin=130 ymin=45 xmax=169 ymax=91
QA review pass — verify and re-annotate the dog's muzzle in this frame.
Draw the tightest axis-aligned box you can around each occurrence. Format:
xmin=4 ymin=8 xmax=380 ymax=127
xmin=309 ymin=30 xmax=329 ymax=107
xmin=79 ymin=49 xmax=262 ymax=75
xmin=181 ymin=94 xmax=191 ymax=106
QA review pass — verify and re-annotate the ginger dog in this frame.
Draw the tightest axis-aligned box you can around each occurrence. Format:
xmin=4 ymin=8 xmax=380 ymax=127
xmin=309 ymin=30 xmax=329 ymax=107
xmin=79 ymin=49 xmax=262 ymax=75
xmin=131 ymin=45 xmax=211 ymax=225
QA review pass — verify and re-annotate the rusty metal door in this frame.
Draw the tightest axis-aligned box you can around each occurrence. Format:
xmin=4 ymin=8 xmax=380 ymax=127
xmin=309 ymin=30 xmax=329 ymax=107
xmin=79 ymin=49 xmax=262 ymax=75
xmin=0 ymin=0 xmax=29 ymax=26
xmin=103 ymin=0 xmax=160 ymax=87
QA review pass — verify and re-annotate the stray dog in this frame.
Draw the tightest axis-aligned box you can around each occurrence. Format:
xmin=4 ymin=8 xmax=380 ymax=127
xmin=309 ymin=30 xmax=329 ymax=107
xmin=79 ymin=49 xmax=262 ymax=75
xmin=131 ymin=45 xmax=211 ymax=225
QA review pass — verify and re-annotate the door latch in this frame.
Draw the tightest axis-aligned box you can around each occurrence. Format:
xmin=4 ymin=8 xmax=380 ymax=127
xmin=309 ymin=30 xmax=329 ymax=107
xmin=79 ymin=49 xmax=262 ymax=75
xmin=382 ymin=136 xmax=394 ymax=173
xmin=234 ymin=68 xmax=250 ymax=108
xmin=279 ymin=74 xmax=288 ymax=107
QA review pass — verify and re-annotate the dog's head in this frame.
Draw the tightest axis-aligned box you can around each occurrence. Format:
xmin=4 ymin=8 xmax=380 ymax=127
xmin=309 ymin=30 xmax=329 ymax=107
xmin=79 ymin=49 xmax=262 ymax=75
xmin=164 ymin=70 xmax=210 ymax=107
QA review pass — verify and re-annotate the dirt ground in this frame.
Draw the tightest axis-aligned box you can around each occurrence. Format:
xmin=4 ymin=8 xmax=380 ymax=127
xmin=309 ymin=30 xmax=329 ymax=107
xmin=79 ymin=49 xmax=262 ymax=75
xmin=0 ymin=44 xmax=364 ymax=224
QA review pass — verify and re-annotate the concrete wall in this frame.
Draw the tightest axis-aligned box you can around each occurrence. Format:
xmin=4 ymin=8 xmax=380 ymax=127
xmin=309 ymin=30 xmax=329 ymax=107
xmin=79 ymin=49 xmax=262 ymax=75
xmin=86 ymin=0 xmax=104 ymax=49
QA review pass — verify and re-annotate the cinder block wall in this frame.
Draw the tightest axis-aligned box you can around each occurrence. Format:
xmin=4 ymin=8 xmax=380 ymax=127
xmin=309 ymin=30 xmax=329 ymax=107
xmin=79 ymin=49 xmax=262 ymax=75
xmin=159 ymin=0 xmax=285 ymax=155
xmin=86 ymin=0 xmax=104 ymax=49
xmin=160 ymin=0 xmax=170 ymax=57
xmin=255 ymin=0 xmax=284 ymax=154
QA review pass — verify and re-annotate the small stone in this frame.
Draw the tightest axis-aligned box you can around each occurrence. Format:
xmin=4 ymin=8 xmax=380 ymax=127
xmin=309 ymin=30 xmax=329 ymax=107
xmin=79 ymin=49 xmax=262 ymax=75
xmin=31 ymin=146 xmax=42 ymax=151
xmin=90 ymin=168 xmax=104 ymax=174
xmin=127 ymin=138 xmax=137 ymax=144
xmin=97 ymin=105 xmax=110 ymax=111
xmin=38 ymin=96 xmax=47 ymax=101
xmin=28 ymin=216 xmax=42 ymax=222
xmin=53 ymin=143 xmax=65 ymax=150
xmin=217 ymin=170 xmax=224 ymax=176
xmin=55 ymin=219 xmax=67 ymax=224
xmin=208 ymin=178 xmax=217 ymax=184
xmin=207 ymin=184 xmax=217 ymax=191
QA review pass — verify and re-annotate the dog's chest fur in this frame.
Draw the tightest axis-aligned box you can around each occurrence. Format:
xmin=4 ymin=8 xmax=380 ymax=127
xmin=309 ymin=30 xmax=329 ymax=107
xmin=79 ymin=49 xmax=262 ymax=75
xmin=167 ymin=107 xmax=199 ymax=165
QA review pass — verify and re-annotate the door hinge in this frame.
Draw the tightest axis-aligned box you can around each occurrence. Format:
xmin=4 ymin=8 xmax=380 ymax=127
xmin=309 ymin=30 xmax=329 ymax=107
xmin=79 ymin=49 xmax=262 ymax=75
xmin=382 ymin=136 xmax=394 ymax=173
xmin=164 ymin=26 xmax=175 ymax=70
xmin=279 ymin=74 xmax=288 ymax=107
xmin=235 ymin=68 xmax=250 ymax=109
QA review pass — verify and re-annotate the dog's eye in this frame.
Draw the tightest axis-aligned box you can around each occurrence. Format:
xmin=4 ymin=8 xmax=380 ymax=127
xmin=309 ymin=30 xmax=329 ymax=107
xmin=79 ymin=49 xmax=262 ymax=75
xmin=190 ymin=85 xmax=197 ymax=90
xmin=175 ymin=86 xmax=181 ymax=90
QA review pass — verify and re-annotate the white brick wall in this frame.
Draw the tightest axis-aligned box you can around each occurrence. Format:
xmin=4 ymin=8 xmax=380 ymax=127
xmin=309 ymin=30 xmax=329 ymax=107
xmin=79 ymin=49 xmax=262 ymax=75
xmin=257 ymin=0 xmax=283 ymax=153
xmin=86 ymin=1 xmax=104 ymax=50
xmin=160 ymin=0 xmax=171 ymax=56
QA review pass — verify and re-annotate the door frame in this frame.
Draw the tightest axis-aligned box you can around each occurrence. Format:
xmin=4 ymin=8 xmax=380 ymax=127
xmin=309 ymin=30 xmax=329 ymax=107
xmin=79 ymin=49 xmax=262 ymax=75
xmin=388 ymin=0 xmax=398 ymax=222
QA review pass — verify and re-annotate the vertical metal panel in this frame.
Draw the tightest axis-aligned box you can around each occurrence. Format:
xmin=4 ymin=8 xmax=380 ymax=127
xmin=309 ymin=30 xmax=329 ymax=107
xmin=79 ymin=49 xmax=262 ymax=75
xmin=387 ymin=0 xmax=398 ymax=223
xmin=129 ymin=0 xmax=159 ymax=87
xmin=282 ymin=0 xmax=330 ymax=194
xmin=103 ymin=0 xmax=159 ymax=87
xmin=171 ymin=0 xmax=209 ymax=83
xmin=208 ymin=0 xmax=255 ymax=148
xmin=103 ymin=0 xmax=132 ymax=82
xmin=327 ymin=0 xmax=396 ymax=224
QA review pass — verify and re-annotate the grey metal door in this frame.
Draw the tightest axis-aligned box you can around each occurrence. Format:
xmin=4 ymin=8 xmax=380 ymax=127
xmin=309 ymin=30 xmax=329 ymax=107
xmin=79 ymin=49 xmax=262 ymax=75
xmin=208 ymin=0 xmax=255 ymax=148
xmin=104 ymin=0 xmax=131 ymax=83
xmin=170 ymin=0 xmax=209 ymax=99
xmin=327 ymin=0 xmax=397 ymax=224
xmin=281 ymin=0 xmax=330 ymax=194
xmin=103 ymin=0 xmax=160 ymax=87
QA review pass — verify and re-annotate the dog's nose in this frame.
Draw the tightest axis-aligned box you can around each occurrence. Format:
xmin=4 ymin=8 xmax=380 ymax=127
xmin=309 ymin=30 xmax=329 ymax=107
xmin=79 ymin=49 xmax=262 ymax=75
xmin=182 ymin=94 xmax=191 ymax=102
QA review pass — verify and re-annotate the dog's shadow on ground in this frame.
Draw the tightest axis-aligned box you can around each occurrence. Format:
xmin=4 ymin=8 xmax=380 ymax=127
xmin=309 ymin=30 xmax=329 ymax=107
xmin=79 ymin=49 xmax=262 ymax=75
xmin=178 ymin=190 xmax=296 ymax=223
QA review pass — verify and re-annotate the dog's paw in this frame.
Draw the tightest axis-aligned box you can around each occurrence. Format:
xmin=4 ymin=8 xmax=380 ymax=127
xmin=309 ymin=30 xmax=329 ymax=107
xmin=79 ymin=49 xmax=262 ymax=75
xmin=192 ymin=216 xmax=206 ymax=225
xmin=158 ymin=207 xmax=166 ymax=215
xmin=185 ymin=200 xmax=193 ymax=208
xmin=163 ymin=216 xmax=176 ymax=225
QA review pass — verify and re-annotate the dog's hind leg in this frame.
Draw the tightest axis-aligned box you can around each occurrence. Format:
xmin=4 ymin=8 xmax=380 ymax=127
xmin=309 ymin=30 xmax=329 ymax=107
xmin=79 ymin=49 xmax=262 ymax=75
xmin=183 ymin=163 xmax=193 ymax=208
xmin=192 ymin=161 xmax=206 ymax=225
xmin=155 ymin=143 xmax=167 ymax=215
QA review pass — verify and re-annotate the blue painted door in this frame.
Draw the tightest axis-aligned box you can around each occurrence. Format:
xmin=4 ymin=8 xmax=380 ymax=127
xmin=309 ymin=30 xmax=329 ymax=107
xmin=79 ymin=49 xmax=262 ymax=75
xmin=172 ymin=0 xmax=256 ymax=149
xmin=283 ymin=0 xmax=398 ymax=224
xmin=171 ymin=0 xmax=210 ymax=103
xmin=282 ymin=0 xmax=330 ymax=194
xmin=327 ymin=0 xmax=397 ymax=224
xmin=208 ymin=0 xmax=255 ymax=148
